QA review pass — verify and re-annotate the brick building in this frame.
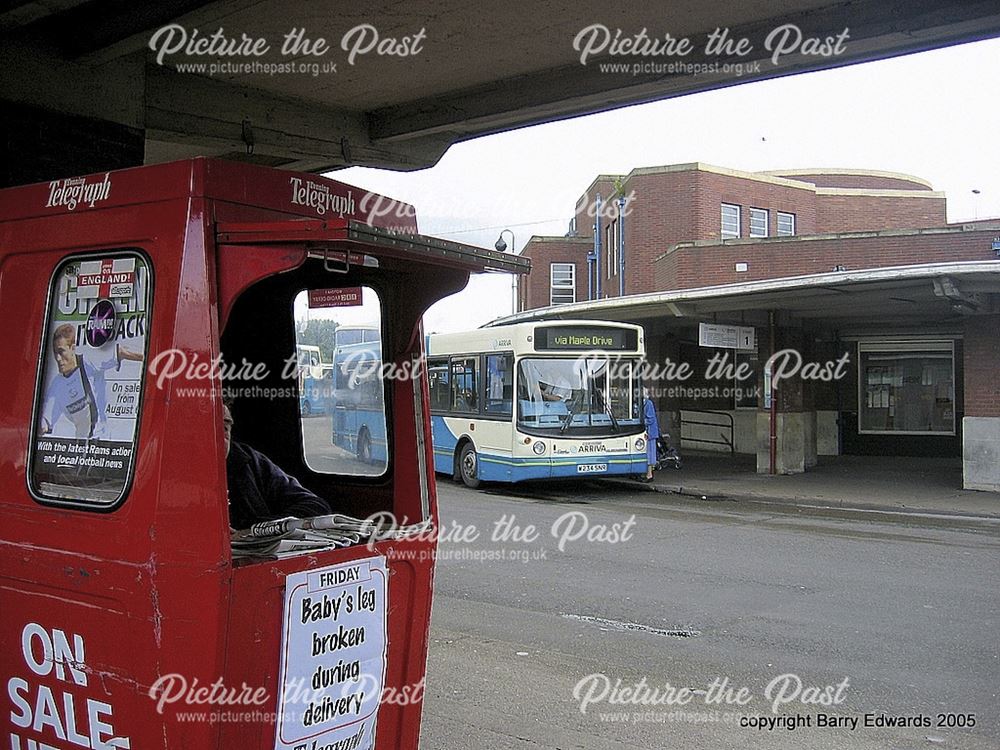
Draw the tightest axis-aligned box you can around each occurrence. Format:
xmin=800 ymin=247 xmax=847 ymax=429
xmin=518 ymin=163 xmax=987 ymax=309
xmin=511 ymin=163 xmax=1000 ymax=491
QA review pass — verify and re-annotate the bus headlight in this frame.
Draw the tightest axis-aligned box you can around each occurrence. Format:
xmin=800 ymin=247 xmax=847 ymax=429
xmin=532 ymin=441 xmax=546 ymax=455
xmin=635 ymin=437 xmax=645 ymax=452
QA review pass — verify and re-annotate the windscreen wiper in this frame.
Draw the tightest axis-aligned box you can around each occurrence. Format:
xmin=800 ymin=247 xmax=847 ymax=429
xmin=559 ymin=390 xmax=582 ymax=434
xmin=559 ymin=402 xmax=575 ymax=434
xmin=595 ymin=388 xmax=619 ymax=432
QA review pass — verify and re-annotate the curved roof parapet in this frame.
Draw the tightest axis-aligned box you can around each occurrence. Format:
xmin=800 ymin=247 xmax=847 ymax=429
xmin=762 ymin=169 xmax=934 ymax=191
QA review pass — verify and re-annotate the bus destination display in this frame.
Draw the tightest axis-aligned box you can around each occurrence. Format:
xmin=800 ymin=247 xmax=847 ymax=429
xmin=536 ymin=326 xmax=637 ymax=351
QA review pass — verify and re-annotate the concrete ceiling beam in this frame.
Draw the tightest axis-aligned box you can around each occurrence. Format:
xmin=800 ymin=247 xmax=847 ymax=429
xmin=143 ymin=66 xmax=452 ymax=171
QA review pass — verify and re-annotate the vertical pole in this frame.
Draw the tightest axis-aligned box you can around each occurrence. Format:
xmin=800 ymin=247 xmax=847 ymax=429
xmin=511 ymin=269 xmax=516 ymax=314
xmin=587 ymin=252 xmax=593 ymax=301
xmin=769 ymin=310 xmax=777 ymax=475
xmin=835 ymin=330 xmax=844 ymax=456
xmin=498 ymin=229 xmax=515 ymax=314
xmin=594 ymin=194 xmax=602 ymax=299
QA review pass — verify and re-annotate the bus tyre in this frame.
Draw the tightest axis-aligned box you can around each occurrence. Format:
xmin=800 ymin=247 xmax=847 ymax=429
xmin=302 ymin=400 xmax=312 ymax=417
xmin=459 ymin=443 xmax=481 ymax=489
xmin=357 ymin=430 xmax=372 ymax=464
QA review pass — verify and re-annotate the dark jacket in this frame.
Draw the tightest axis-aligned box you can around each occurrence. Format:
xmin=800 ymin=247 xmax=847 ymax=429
xmin=226 ymin=441 xmax=332 ymax=529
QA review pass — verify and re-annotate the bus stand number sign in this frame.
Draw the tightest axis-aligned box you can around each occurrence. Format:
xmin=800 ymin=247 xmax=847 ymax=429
xmin=536 ymin=326 xmax=634 ymax=351
xmin=309 ymin=287 xmax=363 ymax=308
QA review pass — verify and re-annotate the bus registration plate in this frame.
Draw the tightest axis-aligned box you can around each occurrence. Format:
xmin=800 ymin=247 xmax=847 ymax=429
xmin=577 ymin=463 xmax=607 ymax=474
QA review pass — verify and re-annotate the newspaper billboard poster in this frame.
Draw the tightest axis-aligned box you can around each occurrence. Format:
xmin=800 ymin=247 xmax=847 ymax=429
xmin=30 ymin=252 xmax=150 ymax=507
xmin=275 ymin=557 xmax=389 ymax=750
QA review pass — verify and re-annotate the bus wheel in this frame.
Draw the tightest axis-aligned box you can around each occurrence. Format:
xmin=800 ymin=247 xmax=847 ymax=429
xmin=458 ymin=443 xmax=481 ymax=489
xmin=302 ymin=400 xmax=312 ymax=417
xmin=357 ymin=431 xmax=372 ymax=463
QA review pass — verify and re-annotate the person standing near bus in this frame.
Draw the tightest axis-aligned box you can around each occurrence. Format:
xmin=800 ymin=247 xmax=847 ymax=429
xmin=642 ymin=387 xmax=660 ymax=482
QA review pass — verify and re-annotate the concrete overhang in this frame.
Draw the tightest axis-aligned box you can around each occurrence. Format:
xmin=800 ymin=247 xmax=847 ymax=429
xmin=2 ymin=1 xmax=999 ymax=173
xmin=492 ymin=262 xmax=1000 ymax=335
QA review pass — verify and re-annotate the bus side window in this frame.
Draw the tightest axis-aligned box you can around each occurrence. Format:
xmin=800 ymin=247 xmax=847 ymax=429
xmin=451 ymin=357 xmax=478 ymax=413
xmin=484 ymin=353 xmax=513 ymax=417
xmin=427 ymin=359 xmax=449 ymax=411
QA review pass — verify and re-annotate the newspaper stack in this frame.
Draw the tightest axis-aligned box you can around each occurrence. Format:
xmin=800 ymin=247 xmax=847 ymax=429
xmin=230 ymin=514 xmax=432 ymax=559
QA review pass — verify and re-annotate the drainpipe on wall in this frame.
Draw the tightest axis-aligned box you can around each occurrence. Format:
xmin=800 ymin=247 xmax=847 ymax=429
xmin=769 ymin=310 xmax=777 ymax=475
xmin=594 ymin=193 xmax=602 ymax=300
xmin=587 ymin=234 xmax=595 ymax=301
xmin=835 ymin=330 xmax=844 ymax=456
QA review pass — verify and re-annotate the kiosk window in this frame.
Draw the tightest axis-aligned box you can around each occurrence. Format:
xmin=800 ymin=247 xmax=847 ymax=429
xmin=858 ymin=341 xmax=955 ymax=435
xmin=294 ymin=287 xmax=387 ymax=476
xmin=29 ymin=252 xmax=152 ymax=509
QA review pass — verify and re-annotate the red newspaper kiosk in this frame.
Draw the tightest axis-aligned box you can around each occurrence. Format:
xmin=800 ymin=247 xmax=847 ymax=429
xmin=0 ymin=159 xmax=527 ymax=749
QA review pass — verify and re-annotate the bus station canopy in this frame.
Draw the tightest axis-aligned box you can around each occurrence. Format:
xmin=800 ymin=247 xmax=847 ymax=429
xmin=2 ymin=0 xmax=999 ymax=175
xmin=495 ymin=261 xmax=1000 ymax=338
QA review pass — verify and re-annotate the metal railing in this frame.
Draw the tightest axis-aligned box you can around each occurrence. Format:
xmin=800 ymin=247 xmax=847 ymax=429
xmin=679 ymin=410 xmax=735 ymax=454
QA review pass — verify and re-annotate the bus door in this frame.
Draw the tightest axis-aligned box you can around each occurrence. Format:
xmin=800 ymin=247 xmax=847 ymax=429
xmin=474 ymin=352 xmax=517 ymax=479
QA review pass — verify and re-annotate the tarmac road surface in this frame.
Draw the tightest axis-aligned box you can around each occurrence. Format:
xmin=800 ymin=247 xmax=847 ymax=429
xmin=417 ymin=478 xmax=1000 ymax=750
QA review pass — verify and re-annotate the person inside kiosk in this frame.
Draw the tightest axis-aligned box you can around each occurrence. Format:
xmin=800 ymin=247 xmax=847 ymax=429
xmin=223 ymin=400 xmax=333 ymax=529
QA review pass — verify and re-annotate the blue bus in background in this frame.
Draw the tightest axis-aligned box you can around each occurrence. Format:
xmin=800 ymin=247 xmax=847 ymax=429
xmin=330 ymin=338 xmax=387 ymax=466
xmin=297 ymin=327 xmax=381 ymax=417
xmin=334 ymin=324 xmax=380 ymax=349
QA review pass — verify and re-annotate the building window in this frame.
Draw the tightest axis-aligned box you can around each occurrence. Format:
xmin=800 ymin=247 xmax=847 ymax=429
xmin=608 ymin=221 xmax=620 ymax=278
xmin=721 ymin=203 xmax=740 ymax=239
xmin=858 ymin=341 xmax=955 ymax=435
xmin=777 ymin=211 xmax=796 ymax=236
xmin=749 ymin=208 xmax=768 ymax=238
xmin=606 ymin=219 xmax=620 ymax=278
xmin=550 ymin=263 xmax=576 ymax=305
xmin=606 ymin=223 xmax=613 ymax=277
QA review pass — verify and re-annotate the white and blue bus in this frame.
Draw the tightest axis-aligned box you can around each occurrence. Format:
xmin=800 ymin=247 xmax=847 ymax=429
xmin=426 ymin=321 xmax=648 ymax=487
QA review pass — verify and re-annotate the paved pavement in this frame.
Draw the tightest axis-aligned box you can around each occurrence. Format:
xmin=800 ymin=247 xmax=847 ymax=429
xmin=420 ymin=479 xmax=1000 ymax=750
xmin=616 ymin=453 xmax=1000 ymax=519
